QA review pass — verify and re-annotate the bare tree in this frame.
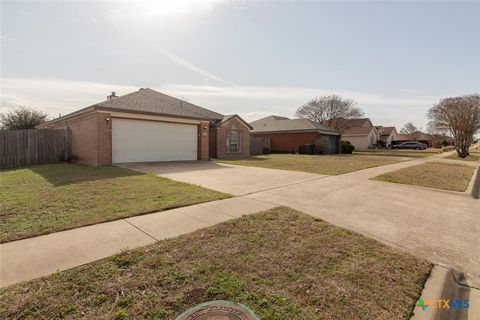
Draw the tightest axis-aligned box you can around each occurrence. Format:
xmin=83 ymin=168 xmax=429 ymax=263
xmin=427 ymin=125 xmax=450 ymax=148
xmin=0 ymin=106 xmax=48 ymax=130
xmin=427 ymin=94 xmax=480 ymax=158
xmin=295 ymin=95 xmax=364 ymax=132
xmin=400 ymin=122 xmax=422 ymax=141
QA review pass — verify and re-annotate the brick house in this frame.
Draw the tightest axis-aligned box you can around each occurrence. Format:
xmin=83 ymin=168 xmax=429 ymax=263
xmin=37 ymin=88 xmax=250 ymax=165
xmin=250 ymin=115 xmax=341 ymax=154
xmin=394 ymin=131 xmax=434 ymax=147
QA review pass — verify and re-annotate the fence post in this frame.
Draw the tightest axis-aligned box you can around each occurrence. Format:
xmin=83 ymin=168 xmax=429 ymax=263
xmin=64 ymin=126 xmax=71 ymax=161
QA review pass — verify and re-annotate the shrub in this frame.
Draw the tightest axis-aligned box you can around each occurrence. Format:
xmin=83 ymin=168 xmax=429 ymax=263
xmin=341 ymin=141 xmax=355 ymax=154
xmin=377 ymin=140 xmax=386 ymax=148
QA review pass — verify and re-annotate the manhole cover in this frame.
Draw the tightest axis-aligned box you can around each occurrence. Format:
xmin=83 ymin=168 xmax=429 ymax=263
xmin=175 ymin=300 xmax=260 ymax=320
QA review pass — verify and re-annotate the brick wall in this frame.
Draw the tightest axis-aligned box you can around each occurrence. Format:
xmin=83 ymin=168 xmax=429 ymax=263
xmin=253 ymin=132 xmax=319 ymax=153
xmin=198 ymin=121 xmax=209 ymax=160
xmin=96 ymin=113 xmax=112 ymax=165
xmin=49 ymin=111 xmax=112 ymax=166
xmin=208 ymin=127 xmax=217 ymax=158
xmin=216 ymin=117 xmax=250 ymax=158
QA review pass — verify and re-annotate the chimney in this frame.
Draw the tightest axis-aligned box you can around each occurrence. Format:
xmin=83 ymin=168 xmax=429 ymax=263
xmin=107 ymin=91 xmax=117 ymax=101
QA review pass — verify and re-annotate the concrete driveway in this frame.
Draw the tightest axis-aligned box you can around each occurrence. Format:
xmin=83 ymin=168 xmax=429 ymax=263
xmin=121 ymin=161 xmax=326 ymax=196
xmin=123 ymin=159 xmax=480 ymax=287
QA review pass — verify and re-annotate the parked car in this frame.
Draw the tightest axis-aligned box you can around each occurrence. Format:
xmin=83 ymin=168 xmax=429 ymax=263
xmin=392 ymin=141 xmax=427 ymax=150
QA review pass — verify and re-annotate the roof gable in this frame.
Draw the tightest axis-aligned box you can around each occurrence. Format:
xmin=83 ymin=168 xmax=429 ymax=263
xmin=95 ymin=88 xmax=224 ymax=120
xmin=218 ymin=114 xmax=253 ymax=130
xmin=329 ymin=117 xmax=373 ymax=129
xmin=342 ymin=126 xmax=375 ymax=135
xmin=380 ymin=126 xmax=396 ymax=136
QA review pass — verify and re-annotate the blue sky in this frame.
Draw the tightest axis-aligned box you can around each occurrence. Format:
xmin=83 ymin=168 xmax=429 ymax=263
xmin=1 ymin=0 xmax=479 ymax=129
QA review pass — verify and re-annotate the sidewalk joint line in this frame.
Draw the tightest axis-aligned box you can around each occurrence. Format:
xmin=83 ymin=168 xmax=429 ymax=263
xmin=196 ymin=203 xmax=240 ymax=219
xmin=236 ymin=175 xmax=330 ymax=196
xmin=122 ymin=219 xmax=159 ymax=242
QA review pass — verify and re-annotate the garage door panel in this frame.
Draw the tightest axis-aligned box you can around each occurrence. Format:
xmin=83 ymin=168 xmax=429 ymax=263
xmin=112 ymin=119 xmax=198 ymax=163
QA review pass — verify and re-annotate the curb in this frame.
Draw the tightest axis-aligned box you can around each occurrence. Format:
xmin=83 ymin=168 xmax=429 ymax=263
xmin=411 ymin=265 xmax=472 ymax=320
xmin=470 ymin=166 xmax=480 ymax=199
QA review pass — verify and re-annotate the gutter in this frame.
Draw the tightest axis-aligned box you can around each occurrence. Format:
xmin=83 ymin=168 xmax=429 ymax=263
xmin=37 ymin=106 xmax=95 ymax=128
xmin=37 ymin=105 xmax=215 ymax=128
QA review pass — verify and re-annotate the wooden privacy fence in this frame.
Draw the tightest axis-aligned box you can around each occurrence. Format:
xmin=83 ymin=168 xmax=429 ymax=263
xmin=250 ymin=136 xmax=271 ymax=155
xmin=0 ymin=129 xmax=70 ymax=169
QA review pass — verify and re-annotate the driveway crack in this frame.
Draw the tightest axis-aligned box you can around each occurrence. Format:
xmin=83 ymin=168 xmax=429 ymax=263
xmin=237 ymin=175 xmax=330 ymax=196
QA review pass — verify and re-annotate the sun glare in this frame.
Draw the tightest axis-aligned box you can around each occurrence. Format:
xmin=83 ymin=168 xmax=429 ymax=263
xmin=130 ymin=0 xmax=222 ymax=18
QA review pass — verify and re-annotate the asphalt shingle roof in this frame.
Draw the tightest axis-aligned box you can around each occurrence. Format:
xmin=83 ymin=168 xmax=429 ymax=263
xmin=380 ymin=126 xmax=396 ymax=136
xmin=343 ymin=126 xmax=376 ymax=135
xmin=94 ymin=88 xmax=224 ymax=120
xmin=250 ymin=115 xmax=339 ymax=135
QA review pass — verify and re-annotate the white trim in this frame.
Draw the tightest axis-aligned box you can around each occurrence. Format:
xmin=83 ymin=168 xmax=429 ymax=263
xmin=102 ymin=111 xmax=202 ymax=125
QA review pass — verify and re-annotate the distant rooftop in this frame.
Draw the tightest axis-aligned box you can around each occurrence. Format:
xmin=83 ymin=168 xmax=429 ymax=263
xmin=250 ymin=115 xmax=339 ymax=135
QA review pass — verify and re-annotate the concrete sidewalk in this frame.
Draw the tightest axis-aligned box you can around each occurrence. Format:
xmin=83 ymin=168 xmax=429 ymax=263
xmin=0 ymin=197 xmax=275 ymax=288
xmin=3 ymin=150 xmax=478 ymax=289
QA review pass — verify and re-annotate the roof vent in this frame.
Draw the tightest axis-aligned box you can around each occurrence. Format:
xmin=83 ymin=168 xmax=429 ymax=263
xmin=107 ymin=91 xmax=117 ymax=101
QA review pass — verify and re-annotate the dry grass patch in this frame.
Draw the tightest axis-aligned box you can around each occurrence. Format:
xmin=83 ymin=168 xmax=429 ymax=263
xmin=0 ymin=163 xmax=229 ymax=243
xmin=469 ymin=144 xmax=480 ymax=154
xmin=0 ymin=207 xmax=431 ymax=320
xmin=373 ymin=162 xmax=475 ymax=192
xmin=218 ymin=154 xmax=405 ymax=175
xmin=445 ymin=153 xmax=480 ymax=162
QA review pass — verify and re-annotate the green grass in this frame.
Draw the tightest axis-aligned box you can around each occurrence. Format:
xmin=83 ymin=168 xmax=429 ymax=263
xmin=0 ymin=163 xmax=229 ymax=243
xmin=0 ymin=207 xmax=431 ymax=320
xmin=218 ymin=154 xmax=405 ymax=175
xmin=445 ymin=153 xmax=480 ymax=162
xmin=354 ymin=149 xmax=442 ymax=158
xmin=373 ymin=162 xmax=475 ymax=192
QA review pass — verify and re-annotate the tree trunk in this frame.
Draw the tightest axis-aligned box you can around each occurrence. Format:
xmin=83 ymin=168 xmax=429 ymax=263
xmin=456 ymin=148 xmax=468 ymax=158
xmin=455 ymin=136 xmax=469 ymax=158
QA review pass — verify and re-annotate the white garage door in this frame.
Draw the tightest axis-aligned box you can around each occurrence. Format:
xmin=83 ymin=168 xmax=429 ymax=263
xmin=112 ymin=118 xmax=198 ymax=163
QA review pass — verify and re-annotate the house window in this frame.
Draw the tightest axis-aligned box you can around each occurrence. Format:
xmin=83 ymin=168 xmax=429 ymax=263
xmin=228 ymin=127 xmax=239 ymax=153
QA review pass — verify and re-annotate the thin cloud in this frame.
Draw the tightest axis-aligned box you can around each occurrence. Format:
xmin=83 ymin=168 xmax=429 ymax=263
xmin=1 ymin=77 xmax=446 ymax=129
xmin=161 ymin=49 xmax=231 ymax=85
xmin=160 ymin=84 xmax=439 ymax=108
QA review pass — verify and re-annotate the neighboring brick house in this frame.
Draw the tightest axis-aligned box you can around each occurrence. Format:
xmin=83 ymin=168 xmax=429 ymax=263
xmin=394 ymin=131 xmax=434 ymax=147
xmin=250 ymin=115 xmax=341 ymax=154
xmin=37 ymin=88 xmax=250 ymax=165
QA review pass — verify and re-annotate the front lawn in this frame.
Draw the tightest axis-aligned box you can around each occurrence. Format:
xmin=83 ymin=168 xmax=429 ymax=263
xmin=0 ymin=207 xmax=431 ymax=320
xmin=445 ymin=153 xmax=480 ymax=162
xmin=218 ymin=154 xmax=404 ymax=175
xmin=373 ymin=162 xmax=475 ymax=192
xmin=354 ymin=149 xmax=442 ymax=158
xmin=470 ymin=148 xmax=480 ymax=154
xmin=0 ymin=163 xmax=229 ymax=243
